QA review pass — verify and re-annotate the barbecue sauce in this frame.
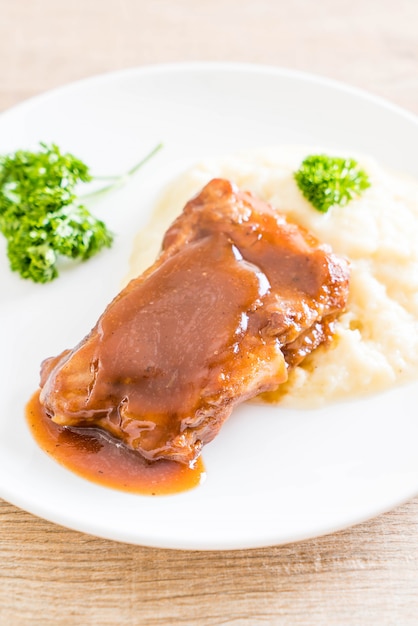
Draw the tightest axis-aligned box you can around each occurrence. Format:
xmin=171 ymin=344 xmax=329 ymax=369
xmin=26 ymin=390 xmax=205 ymax=495
xmin=30 ymin=179 xmax=350 ymax=495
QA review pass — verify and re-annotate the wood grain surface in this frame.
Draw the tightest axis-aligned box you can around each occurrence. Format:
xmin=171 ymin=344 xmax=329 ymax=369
xmin=1 ymin=1 xmax=417 ymax=624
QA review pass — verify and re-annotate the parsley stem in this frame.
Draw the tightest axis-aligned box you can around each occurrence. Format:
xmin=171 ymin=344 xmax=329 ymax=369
xmin=82 ymin=142 xmax=163 ymax=200
xmin=126 ymin=142 xmax=164 ymax=176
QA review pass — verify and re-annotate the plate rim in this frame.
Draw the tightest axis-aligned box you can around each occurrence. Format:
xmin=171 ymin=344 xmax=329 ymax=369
xmin=1 ymin=60 xmax=417 ymax=125
xmin=1 ymin=61 xmax=417 ymax=550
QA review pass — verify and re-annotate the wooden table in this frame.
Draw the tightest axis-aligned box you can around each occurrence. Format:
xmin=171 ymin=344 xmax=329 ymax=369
xmin=1 ymin=1 xmax=417 ymax=624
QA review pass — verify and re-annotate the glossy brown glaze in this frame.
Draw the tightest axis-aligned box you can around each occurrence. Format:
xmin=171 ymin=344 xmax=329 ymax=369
xmin=39 ymin=179 xmax=350 ymax=468
xmin=26 ymin=391 xmax=205 ymax=495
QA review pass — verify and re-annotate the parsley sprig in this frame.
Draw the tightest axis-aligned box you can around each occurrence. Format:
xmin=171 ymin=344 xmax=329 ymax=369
xmin=0 ymin=142 xmax=162 ymax=283
xmin=294 ymin=154 xmax=370 ymax=213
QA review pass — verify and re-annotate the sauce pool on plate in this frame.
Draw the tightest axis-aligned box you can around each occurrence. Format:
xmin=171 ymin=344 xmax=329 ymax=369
xmin=26 ymin=391 xmax=206 ymax=496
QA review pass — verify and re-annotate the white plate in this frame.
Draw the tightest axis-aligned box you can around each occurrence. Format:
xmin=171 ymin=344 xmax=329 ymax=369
xmin=0 ymin=63 xmax=417 ymax=550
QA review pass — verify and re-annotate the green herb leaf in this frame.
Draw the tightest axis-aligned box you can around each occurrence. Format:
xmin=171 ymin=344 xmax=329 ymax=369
xmin=0 ymin=141 xmax=162 ymax=283
xmin=294 ymin=154 xmax=370 ymax=213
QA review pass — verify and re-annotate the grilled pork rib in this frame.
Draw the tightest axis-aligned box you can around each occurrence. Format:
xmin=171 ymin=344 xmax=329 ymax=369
xmin=39 ymin=179 xmax=350 ymax=465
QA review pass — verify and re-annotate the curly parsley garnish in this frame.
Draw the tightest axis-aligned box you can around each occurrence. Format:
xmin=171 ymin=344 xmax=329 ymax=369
xmin=0 ymin=142 xmax=162 ymax=283
xmin=294 ymin=154 xmax=370 ymax=213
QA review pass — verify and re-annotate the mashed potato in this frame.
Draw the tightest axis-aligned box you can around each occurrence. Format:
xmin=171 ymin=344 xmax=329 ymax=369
xmin=128 ymin=146 xmax=418 ymax=407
